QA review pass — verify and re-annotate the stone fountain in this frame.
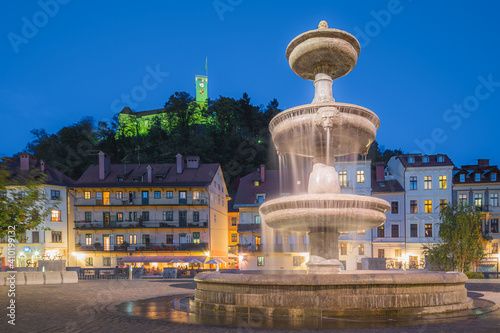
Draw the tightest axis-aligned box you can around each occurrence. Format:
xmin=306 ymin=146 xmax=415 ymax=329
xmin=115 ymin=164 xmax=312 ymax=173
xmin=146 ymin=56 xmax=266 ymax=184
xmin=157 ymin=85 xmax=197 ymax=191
xmin=193 ymin=21 xmax=472 ymax=317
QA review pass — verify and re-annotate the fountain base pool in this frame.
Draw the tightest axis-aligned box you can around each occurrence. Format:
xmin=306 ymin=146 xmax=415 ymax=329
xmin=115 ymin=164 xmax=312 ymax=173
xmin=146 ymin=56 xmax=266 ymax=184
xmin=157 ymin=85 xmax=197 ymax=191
xmin=193 ymin=271 xmax=472 ymax=317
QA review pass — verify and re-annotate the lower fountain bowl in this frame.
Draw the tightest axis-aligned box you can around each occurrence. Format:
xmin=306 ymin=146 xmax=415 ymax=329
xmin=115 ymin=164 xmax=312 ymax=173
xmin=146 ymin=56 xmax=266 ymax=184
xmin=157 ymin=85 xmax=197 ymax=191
xmin=259 ymin=193 xmax=391 ymax=232
xmin=193 ymin=271 xmax=472 ymax=317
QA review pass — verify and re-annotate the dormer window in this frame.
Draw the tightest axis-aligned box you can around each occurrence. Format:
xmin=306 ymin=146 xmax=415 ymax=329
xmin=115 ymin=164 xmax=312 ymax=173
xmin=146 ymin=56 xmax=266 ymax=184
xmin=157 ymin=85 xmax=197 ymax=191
xmin=438 ymin=156 xmax=444 ymax=163
xmin=460 ymin=174 xmax=465 ymax=182
xmin=155 ymin=176 xmax=163 ymax=181
xmin=254 ymin=181 xmax=260 ymax=187
xmin=408 ymin=157 xmax=414 ymax=163
xmin=492 ymin=173 xmax=497 ymax=181
xmin=133 ymin=178 xmax=139 ymax=182
xmin=475 ymin=173 xmax=481 ymax=182
xmin=423 ymin=156 xmax=429 ymax=163
xmin=256 ymin=194 xmax=265 ymax=203
xmin=117 ymin=177 xmax=124 ymax=182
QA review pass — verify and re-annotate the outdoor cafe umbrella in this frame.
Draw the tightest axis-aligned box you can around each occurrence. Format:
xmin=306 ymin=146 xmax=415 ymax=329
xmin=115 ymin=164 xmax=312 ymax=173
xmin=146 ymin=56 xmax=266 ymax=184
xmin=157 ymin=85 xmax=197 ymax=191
xmin=185 ymin=258 xmax=203 ymax=264
xmin=205 ymin=258 xmax=226 ymax=264
xmin=168 ymin=258 xmax=184 ymax=263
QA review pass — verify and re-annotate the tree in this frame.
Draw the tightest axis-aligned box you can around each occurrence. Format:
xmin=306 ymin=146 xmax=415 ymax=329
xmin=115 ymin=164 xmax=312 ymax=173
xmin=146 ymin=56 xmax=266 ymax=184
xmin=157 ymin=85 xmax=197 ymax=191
xmin=423 ymin=203 xmax=486 ymax=272
xmin=0 ymin=161 xmax=53 ymax=242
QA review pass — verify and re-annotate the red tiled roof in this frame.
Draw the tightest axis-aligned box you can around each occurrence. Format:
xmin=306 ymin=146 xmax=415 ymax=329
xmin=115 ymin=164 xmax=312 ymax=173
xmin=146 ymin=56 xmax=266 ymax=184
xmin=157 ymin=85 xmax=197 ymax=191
xmin=371 ymin=173 xmax=404 ymax=193
xmin=74 ymin=163 xmax=220 ymax=187
xmin=1 ymin=157 xmax=75 ymax=186
xmin=234 ymin=170 xmax=281 ymax=207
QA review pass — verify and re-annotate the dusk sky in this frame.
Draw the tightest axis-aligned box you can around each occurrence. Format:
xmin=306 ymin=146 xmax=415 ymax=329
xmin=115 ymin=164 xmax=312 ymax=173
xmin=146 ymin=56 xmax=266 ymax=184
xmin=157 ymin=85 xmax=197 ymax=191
xmin=1 ymin=1 xmax=499 ymax=168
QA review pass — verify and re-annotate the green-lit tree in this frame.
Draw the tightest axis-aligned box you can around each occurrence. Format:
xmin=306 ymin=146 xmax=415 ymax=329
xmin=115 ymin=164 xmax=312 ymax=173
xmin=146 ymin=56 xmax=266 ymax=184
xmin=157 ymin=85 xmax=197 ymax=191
xmin=0 ymin=163 xmax=53 ymax=242
xmin=423 ymin=203 xmax=486 ymax=272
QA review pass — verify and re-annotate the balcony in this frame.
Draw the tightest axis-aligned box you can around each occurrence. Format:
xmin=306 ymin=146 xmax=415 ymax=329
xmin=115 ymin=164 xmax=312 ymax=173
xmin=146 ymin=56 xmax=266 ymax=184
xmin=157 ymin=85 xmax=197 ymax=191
xmin=237 ymin=224 xmax=261 ymax=232
xmin=76 ymin=242 xmax=208 ymax=252
xmin=75 ymin=196 xmax=209 ymax=207
xmin=74 ymin=220 xmax=208 ymax=230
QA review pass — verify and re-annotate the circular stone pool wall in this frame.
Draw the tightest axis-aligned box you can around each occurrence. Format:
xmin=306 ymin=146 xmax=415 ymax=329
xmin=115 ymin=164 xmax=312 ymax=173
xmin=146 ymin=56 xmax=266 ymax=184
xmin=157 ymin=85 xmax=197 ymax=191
xmin=192 ymin=271 xmax=472 ymax=317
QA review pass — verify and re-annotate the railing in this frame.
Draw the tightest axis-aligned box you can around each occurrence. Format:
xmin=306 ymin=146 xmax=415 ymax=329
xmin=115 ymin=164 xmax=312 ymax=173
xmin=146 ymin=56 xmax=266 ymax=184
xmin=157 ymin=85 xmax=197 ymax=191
xmin=71 ymin=268 xmax=129 ymax=280
xmin=237 ymin=224 xmax=261 ymax=232
xmin=76 ymin=242 xmax=209 ymax=252
xmin=74 ymin=220 xmax=208 ymax=229
xmin=75 ymin=196 xmax=209 ymax=207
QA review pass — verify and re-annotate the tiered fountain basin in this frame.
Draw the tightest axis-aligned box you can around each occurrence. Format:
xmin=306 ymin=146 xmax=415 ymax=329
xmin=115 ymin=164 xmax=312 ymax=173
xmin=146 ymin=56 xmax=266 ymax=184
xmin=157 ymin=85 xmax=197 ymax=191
xmin=260 ymin=194 xmax=390 ymax=232
xmin=269 ymin=102 xmax=380 ymax=157
xmin=193 ymin=271 xmax=472 ymax=317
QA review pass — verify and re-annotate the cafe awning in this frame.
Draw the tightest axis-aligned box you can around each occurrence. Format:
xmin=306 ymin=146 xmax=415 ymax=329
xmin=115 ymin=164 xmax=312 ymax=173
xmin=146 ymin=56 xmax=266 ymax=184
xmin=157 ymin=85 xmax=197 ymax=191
xmin=120 ymin=255 xmax=207 ymax=263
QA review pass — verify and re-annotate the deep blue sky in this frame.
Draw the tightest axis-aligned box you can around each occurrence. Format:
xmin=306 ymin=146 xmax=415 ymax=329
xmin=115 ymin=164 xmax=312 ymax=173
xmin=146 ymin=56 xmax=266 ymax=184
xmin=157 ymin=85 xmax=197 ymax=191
xmin=1 ymin=1 xmax=499 ymax=168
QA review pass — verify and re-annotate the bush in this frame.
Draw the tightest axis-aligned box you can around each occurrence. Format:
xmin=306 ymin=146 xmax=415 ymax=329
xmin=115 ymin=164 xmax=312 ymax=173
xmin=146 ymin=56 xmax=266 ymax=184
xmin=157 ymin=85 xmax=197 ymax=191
xmin=465 ymin=271 xmax=484 ymax=279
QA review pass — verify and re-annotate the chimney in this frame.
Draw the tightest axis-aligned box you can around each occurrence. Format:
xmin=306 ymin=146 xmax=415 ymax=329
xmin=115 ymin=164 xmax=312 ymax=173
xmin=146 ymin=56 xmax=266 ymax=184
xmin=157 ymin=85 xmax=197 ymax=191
xmin=98 ymin=151 xmax=111 ymax=180
xmin=186 ymin=156 xmax=200 ymax=169
xmin=478 ymin=159 xmax=490 ymax=167
xmin=147 ymin=165 xmax=152 ymax=183
xmin=375 ymin=162 xmax=385 ymax=181
xmin=176 ymin=153 xmax=184 ymax=174
xmin=40 ymin=160 xmax=46 ymax=172
xmin=260 ymin=164 xmax=265 ymax=183
xmin=20 ymin=153 xmax=37 ymax=172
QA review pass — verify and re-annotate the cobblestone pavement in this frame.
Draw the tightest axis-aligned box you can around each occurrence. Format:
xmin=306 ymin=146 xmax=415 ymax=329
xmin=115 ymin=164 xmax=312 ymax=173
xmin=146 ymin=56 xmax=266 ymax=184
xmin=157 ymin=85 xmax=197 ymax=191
xmin=1 ymin=279 xmax=500 ymax=333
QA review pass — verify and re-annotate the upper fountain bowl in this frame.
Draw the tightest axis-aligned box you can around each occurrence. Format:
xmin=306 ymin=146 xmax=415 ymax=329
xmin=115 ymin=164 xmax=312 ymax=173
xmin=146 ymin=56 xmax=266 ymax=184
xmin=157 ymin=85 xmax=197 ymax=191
xmin=286 ymin=20 xmax=361 ymax=81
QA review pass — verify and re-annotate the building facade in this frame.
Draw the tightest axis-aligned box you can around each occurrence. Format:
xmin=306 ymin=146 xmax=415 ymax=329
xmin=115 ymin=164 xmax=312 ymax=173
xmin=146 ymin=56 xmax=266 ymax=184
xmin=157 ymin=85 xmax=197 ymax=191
xmin=71 ymin=152 xmax=228 ymax=268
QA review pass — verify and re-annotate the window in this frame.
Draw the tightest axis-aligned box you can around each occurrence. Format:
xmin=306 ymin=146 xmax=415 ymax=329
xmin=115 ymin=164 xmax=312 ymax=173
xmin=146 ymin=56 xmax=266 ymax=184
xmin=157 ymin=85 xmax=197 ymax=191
xmin=474 ymin=193 xmax=483 ymax=208
xmin=257 ymin=195 xmax=265 ymax=203
xmin=231 ymin=217 xmax=237 ymax=226
xmin=51 ymin=210 xmax=61 ymax=222
xmin=410 ymin=176 xmax=417 ymax=190
xmin=85 ymin=257 xmax=93 ymax=267
xmin=51 ymin=190 xmax=60 ymax=200
xmin=116 ymin=212 xmax=123 ymax=222
xmin=358 ymin=243 xmax=365 ymax=255
xmin=231 ymin=233 xmax=238 ymax=243
xmin=116 ymin=235 xmax=124 ymax=245
xmin=424 ymin=176 xmax=432 ymax=190
xmin=96 ymin=192 xmax=102 ymax=200
xmin=18 ymin=191 xmax=25 ymax=200
xmin=84 ymin=211 xmax=92 ymax=221
xmin=339 ymin=171 xmax=347 ymax=187
xmin=492 ymin=243 xmax=499 ymax=254
xmin=193 ymin=211 xmax=199 ymax=222
xmin=118 ymin=177 xmax=124 ymax=182
xmin=439 ymin=175 xmax=447 ymax=189
xmin=85 ymin=234 xmax=92 ymax=245
xmin=439 ymin=199 xmax=447 ymax=210
xmin=254 ymin=181 xmax=260 ymax=187
xmin=475 ymin=173 xmax=481 ymax=182
xmin=340 ymin=242 xmax=347 ymax=255
xmin=377 ymin=225 xmax=384 ymax=238
xmin=255 ymin=236 xmax=261 ymax=246
xmin=51 ymin=231 xmax=62 ymax=243
xmin=254 ymin=215 xmax=261 ymax=224
xmin=460 ymin=174 xmax=465 ymax=182
xmin=103 ymin=257 xmax=111 ymax=267
xmin=395 ymin=249 xmax=402 ymax=257
xmin=193 ymin=191 xmax=200 ymax=200
xmin=257 ymin=256 xmax=265 ymax=266
xmin=129 ymin=235 xmax=137 ymax=245
xmin=116 ymin=191 xmax=123 ymax=200
xmin=410 ymin=200 xmax=418 ymax=214
xmin=425 ymin=200 xmax=432 ymax=214
xmin=491 ymin=193 xmax=499 ymax=207
xmin=391 ymin=224 xmax=399 ymax=238
xmin=163 ymin=211 xmax=173 ymax=221
xmin=423 ymin=156 xmax=429 ymax=163
xmin=492 ymin=173 xmax=497 ymax=181
xmin=154 ymin=191 xmax=161 ymax=199
xmin=408 ymin=157 xmax=414 ymax=163
xmin=357 ymin=230 xmax=365 ymax=235
xmin=166 ymin=191 xmax=173 ymax=199
xmin=438 ymin=156 xmax=444 ymax=163
xmin=459 ymin=194 xmax=468 ymax=206
xmin=166 ymin=234 xmax=174 ymax=244
xmin=410 ymin=224 xmax=418 ymax=237
xmin=142 ymin=234 xmax=150 ymax=244
xmin=378 ymin=249 xmax=385 ymax=258
xmin=491 ymin=219 xmax=499 ymax=233
xmin=218 ymin=196 xmax=221 ymax=204
xmin=357 ymin=170 xmax=365 ymax=183
xmin=193 ymin=232 xmax=200 ymax=244
xmin=84 ymin=191 xmax=91 ymax=200
xmin=293 ymin=256 xmax=303 ymax=266
xmin=32 ymin=231 xmax=39 ymax=243
xmin=142 ymin=211 xmax=149 ymax=221
xmin=391 ymin=201 xmax=399 ymax=214
xmin=425 ymin=224 xmax=433 ymax=237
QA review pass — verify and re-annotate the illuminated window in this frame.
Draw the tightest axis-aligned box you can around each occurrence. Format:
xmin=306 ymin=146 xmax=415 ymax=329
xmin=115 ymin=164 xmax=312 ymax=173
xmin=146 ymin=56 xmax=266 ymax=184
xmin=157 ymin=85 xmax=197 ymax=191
xmin=410 ymin=176 xmax=417 ymax=190
xmin=116 ymin=235 xmax=124 ymax=245
xmin=425 ymin=200 xmax=432 ymax=213
xmin=116 ymin=212 xmax=123 ymax=222
xmin=395 ymin=249 xmax=402 ymax=257
xmin=339 ymin=171 xmax=347 ymax=187
xmin=474 ymin=193 xmax=483 ymax=208
xmin=51 ymin=210 xmax=61 ymax=222
xmin=424 ymin=176 xmax=432 ymax=190
xmin=439 ymin=175 xmax=447 ymax=189
xmin=231 ymin=233 xmax=238 ymax=243
xmin=85 ymin=234 xmax=92 ymax=245
xmin=410 ymin=200 xmax=418 ymax=213
xmin=378 ymin=249 xmax=385 ymax=258
xmin=491 ymin=193 xmax=499 ymax=207
xmin=357 ymin=230 xmax=365 ymax=235
xmin=377 ymin=225 xmax=384 ymax=238
xmin=85 ymin=257 xmax=93 ymax=267
xmin=293 ymin=256 xmax=303 ymax=266
xmin=231 ymin=217 xmax=237 ymax=226
xmin=439 ymin=199 xmax=447 ymax=210
xmin=358 ymin=243 xmax=365 ymax=255
xmin=425 ymin=224 xmax=433 ymax=237
xmin=357 ymin=170 xmax=365 ymax=183
xmin=166 ymin=234 xmax=174 ymax=244
xmin=193 ymin=232 xmax=200 ymax=244
xmin=129 ymin=235 xmax=137 ymax=245
xmin=255 ymin=236 xmax=261 ymax=245
xmin=254 ymin=181 xmax=260 ymax=187
xmin=340 ymin=242 xmax=347 ymax=255
xmin=459 ymin=194 xmax=467 ymax=205
xmin=492 ymin=243 xmax=499 ymax=254
xmin=116 ymin=191 xmax=123 ymax=200
xmin=84 ymin=191 xmax=91 ymax=200
xmin=193 ymin=191 xmax=200 ymax=200
xmin=460 ymin=174 xmax=465 ymax=182
xmin=257 ymin=256 xmax=265 ymax=266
